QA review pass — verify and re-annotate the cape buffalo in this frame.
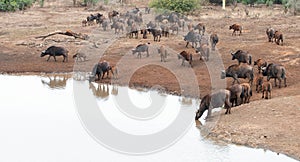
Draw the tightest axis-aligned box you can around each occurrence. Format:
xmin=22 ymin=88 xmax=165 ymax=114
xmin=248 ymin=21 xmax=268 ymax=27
xmin=274 ymin=31 xmax=283 ymax=45
xmin=228 ymin=84 xmax=244 ymax=107
xmin=158 ymin=45 xmax=167 ymax=62
xmin=195 ymin=89 xmax=231 ymax=120
xmin=210 ymin=33 xmax=219 ymax=51
xmin=194 ymin=23 xmax=205 ymax=35
xmin=184 ymin=30 xmax=202 ymax=48
xmin=254 ymin=58 xmax=267 ymax=73
xmin=132 ymin=43 xmax=150 ymax=58
xmin=40 ymin=46 xmax=68 ymax=62
xmin=195 ymin=44 xmax=210 ymax=61
xmin=266 ymin=27 xmax=275 ymax=42
xmin=261 ymin=63 xmax=287 ymax=88
xmin=231 ymin=50 xmax=252 ymax=65
xmin=73 ymin=52 xmax=87 ymax=62
xmin=261 ymin=81 xmax=272 ymax=99
xmin=221 ymin=63 xmax=254 ymax=86
xmin=241 ymin=83 xmax=252 ymax=103
xmin=178 ymin=51 xmax=193 ymax=67
xmin=147 ymin=28 xmax=162 ymax=42
xmin=229 ymin=24 xmax=242 ymax=36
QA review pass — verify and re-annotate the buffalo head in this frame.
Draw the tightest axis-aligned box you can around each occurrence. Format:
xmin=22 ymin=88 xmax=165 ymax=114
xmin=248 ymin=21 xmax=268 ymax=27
xmin=40 ymin=50 xmax=47 ymax=57
xmin=132 ymin=49 xmax=137 ymax=55
xmin=195 ymin=99 xmax=208 ymax=120
xmin=195 ymin=109 xmax=202 ymax=120
xmin=261 ymin=66 xmax=267 ymax=75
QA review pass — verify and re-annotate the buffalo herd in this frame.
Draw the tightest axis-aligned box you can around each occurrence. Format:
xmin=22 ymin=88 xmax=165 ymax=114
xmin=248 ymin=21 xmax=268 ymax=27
xmin=38 ymin=7 xmax=288 ymax=121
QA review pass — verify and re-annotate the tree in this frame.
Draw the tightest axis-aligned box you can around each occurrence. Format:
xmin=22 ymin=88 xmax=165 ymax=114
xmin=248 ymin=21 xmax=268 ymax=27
xmin=0 ymin=0 xmax=35 ymax=11
xmin=149 ymin=0 xmax=200 ymax=13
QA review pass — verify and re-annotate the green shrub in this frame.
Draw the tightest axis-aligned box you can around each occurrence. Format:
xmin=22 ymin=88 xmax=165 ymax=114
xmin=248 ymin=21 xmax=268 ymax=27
xmin=83 ymin=0 xmax=99 ymax=6
xmin=149 ymin=0 xmax=200 ymax=13
xmin=0 ymin=0 xmax=35 ymax=11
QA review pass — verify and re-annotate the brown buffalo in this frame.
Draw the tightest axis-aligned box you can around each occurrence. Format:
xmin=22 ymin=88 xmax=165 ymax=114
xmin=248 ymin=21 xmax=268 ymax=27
xmin=108 ymin=10 xmax=119 ymax=22
xmin=255 ymin=74 xmax=264 ymax=93
xmin=229 ymin=24 xmax=242 ymax=36
xmin=210 ymin=33 xmax=219 ymax=51
xmin=261 ymin=81 xmax=272 ymax=99
xmin=274 ymin=31 xmax=283 ymax=45
xmin=228 ymin=84 xmax=244 ymax=107
xmin=178 ymin=51 xmax=193 ymax=67
xmin=254 ymin=58 xmax=267 ymax=73
xmin=194 ymin=23 xmax=205 ymax=35
xmin=158 ymin=45 xmax=168 ymax=62
xmin=266 ymin=27 xmax=275 ymax=42
xmin=241 ymin=83 xmax=252 ymax=103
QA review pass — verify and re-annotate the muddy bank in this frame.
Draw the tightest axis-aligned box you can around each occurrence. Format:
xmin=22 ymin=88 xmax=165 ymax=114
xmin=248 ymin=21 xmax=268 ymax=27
xmin=204 ymin=95 xmax=300 ymax=160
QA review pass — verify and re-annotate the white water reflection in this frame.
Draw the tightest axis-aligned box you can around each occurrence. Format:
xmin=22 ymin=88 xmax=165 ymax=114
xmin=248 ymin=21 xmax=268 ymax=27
xmin=0 ymin=74 xmax=297 ymax=162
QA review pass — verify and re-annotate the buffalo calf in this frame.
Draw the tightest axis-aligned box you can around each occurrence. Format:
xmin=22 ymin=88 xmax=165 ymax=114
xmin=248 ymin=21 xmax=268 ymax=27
xmin=229 ymin=24 xmax=242 ymax=36
xmin=261 ymin=81 xmax=272 ymax=99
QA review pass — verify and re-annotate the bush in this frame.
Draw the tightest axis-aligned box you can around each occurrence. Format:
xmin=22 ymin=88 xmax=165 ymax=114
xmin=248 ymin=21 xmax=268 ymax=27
xmin=149 ymin=0 xmax=200 ymax=13
xmin=83 ymin=0 xmax=100 ymax=6
xmin=0 ymin=0 xmax=35 ymax=11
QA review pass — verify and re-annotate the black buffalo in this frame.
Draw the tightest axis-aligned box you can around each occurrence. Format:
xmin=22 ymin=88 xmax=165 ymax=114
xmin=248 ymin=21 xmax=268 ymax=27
xmin=266 ymin=27 xmax=275 ymax=42
xmin=210 ymin=33 xmax=219 ymax=51
xmin=89 ymin=61 xmax=114 ymax=82
xmin=231 ymin=50 xmax=252 ymax=65
xmin=261 ymin=63 xmax=287 ymax=88
xmin=40 ymin=46 xmax=68 ymax=62
xmin=195 ymin=89 xmax=231 ymax=120
xmin=221 ymin=63 xmax=254 ymax=85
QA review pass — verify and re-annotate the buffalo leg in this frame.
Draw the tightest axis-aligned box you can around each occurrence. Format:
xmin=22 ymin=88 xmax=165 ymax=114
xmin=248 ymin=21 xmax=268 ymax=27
xmin=284 ymin=78 xmax=287 ymax=87
xmin=278 ymin=78 xmax=282 ymax=88
xmin=47 ymin=55 xmax=51 ymax=61
xmin=138 ymin=52 xmax=141 ymax=59
xmin=206 ymin=107 xmax=212 ymax=119
xmin=225 ymin=107 xmax=231 ymax=114
xmin=53 ymin=56 xmax=57 ymax=62
xmin=185 ymin=42 xmax=189 ymax=48
xmin=262 ymin=90 xmax=265 ymax=98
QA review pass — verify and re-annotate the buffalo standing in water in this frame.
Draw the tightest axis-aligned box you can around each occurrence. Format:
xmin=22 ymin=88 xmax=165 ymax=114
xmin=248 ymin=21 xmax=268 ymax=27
xmin=195 ymin=89 xmax=231 ymax=120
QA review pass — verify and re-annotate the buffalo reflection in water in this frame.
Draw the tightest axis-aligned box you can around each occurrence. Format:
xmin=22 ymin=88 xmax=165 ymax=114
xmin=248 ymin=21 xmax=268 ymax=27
xmin=89 ymin=83 xmax=119 ymax=99
xmin=41 ymin=74 xmax=70 ymax=89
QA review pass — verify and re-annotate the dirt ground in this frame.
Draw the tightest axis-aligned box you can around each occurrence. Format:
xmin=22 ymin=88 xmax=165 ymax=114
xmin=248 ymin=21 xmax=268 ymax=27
xmin=0 ymin=0 xmax=299 ymax=160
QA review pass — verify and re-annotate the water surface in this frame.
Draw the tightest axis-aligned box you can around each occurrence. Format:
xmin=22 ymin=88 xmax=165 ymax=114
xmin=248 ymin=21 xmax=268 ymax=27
xmin=0 ymin=74 xmax=297 ymax=162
